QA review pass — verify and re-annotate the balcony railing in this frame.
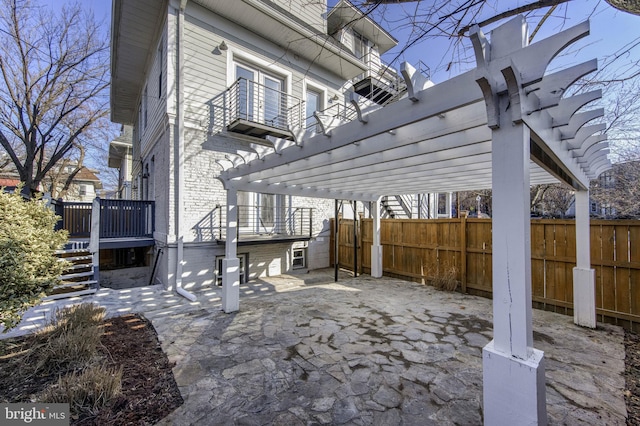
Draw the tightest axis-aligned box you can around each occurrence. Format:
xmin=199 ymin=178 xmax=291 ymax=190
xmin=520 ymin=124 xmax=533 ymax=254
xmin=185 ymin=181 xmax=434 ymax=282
xmin=214 ymin=205 xmax=313 ymax=242
xmin=210 ymin=78 xmax=305 ymax=140
xmin=99 ymin=199 xmax=155 ymax=239
xmin=53 ymin=199 xmax=155 ymax=240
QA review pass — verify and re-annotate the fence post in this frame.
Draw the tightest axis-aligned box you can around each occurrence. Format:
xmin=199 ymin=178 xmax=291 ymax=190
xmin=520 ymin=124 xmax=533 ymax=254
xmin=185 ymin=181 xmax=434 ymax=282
xmin=460 ymin=216 xmax=467 ymax=293
xmin=89 ymin=197 xmax=101 ymax=286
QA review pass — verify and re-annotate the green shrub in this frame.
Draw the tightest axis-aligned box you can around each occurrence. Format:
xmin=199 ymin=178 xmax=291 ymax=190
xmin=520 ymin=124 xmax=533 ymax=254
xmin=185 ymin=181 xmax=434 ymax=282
xmin=0 ymin=189 xmax=68 ymax=330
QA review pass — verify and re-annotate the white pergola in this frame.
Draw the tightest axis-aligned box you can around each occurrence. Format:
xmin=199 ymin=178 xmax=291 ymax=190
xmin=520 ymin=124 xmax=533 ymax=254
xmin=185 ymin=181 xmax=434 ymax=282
xmin=216 ymin=16 xmax=609 ymax=425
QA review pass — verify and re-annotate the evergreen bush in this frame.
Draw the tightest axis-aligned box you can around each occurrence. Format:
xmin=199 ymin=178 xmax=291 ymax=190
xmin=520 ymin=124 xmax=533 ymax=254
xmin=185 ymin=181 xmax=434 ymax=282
xmin=0 ymin=189 xmax=68 ymax=330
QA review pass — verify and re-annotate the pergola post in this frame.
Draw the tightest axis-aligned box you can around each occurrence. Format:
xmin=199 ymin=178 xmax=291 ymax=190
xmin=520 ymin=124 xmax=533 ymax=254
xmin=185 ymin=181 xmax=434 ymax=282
xmin=573 ymin=189 xmax=596 ymax=327
xmin=222 ymin=188 xmax=240 ymax=313
xmin=483 ymin=92 xmax=546 ymax=424
xmin=474 ymin=17 xmax=547 ymax=425
xmin=371 ymin=197 xmax=383 ymax=278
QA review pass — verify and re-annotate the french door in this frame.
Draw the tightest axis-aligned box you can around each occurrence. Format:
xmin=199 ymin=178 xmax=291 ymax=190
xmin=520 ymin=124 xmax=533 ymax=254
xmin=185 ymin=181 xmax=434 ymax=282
xmin=235 ymin=64 xmax=285 ymax=127
xmin=238 ymin=191 xmax=278 ymax=234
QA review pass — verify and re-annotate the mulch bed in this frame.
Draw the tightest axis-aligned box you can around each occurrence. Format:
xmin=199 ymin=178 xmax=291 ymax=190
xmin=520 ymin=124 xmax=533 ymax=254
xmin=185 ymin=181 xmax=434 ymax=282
xmin=626 ymin=329 xmax=640 ymax=425
xmin=0 ymin=314 xmax=183 ymax=425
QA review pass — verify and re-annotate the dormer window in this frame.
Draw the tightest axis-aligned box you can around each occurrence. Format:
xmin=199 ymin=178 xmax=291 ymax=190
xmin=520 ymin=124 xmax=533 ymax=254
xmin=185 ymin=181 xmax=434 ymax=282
xmin=353 ymin=30 xmax=371 ymax=60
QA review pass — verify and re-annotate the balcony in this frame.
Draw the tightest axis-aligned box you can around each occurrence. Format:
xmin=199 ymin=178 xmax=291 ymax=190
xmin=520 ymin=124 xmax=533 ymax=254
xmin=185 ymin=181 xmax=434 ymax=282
xmin=210 ymin=205 xmax=314 ymax=245
xmin=352 ymin=59 xmax=407 ymax=105
xmin=54 ymin=199 xmax=155 ymax=249
xmin=211 ymin=78 xmax=305 ymax=140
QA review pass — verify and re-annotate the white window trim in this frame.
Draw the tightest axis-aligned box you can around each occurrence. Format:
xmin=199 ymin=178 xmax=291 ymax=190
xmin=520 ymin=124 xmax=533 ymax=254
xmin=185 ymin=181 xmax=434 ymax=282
xmin=225 ymin=46 xmax=293 ymax=94
xmin=303 ymin=80 xmax=328 ymax=111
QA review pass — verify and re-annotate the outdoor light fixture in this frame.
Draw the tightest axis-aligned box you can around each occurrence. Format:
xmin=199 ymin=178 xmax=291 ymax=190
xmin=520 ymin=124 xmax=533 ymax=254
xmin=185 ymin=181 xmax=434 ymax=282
xmin=329 ymin=94 xmax=339 ymax=103
xmin=218 ymin=41 xmax=228 ymax=51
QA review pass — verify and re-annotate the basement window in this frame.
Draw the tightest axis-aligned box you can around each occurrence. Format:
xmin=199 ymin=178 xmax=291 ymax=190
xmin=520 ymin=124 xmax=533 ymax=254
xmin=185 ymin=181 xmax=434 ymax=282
xmin=215 ymin=253 xmax=248 ymax=285
xmin=292 ymin=247 xmax=306 ymax=269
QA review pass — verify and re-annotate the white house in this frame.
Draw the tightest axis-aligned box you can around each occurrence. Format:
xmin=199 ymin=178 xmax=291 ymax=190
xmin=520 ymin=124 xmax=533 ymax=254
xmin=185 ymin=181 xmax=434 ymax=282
xmin=110 ymin=0 xmax=401 ymax=291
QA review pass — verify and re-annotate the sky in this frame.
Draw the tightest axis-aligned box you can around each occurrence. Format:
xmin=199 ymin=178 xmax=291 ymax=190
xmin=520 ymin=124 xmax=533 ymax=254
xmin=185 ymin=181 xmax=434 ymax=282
xmin=42 ymin=0 xmax=640 ymax=84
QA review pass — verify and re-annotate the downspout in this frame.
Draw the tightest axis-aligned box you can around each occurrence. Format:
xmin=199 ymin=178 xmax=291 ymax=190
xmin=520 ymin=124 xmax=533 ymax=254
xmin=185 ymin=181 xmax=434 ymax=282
xmin=174 ymin=0 xmax=196 ymax=302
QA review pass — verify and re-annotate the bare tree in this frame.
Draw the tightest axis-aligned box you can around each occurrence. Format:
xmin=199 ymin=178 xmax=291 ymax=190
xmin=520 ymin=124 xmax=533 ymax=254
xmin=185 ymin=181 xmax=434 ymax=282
xmin=590 ymin=149 xmax=640 ymax=218
xmin=0 ymin=0 xmax=110 ymax=196
xmin=530 ymin=184 xmax=574 ymax=218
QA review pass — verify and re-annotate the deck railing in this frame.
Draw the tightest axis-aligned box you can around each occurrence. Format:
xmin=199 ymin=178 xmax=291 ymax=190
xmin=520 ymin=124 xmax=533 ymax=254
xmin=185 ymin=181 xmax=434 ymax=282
xmin=53 ymin=199 xmax=155 ymax=239
xmin=56 ymin=201 xmax=92 ymax=237
xmin=215 ymin=205 xmax=313 ymax=241
xmin=99 ymin=199 xmax=155 ymax=239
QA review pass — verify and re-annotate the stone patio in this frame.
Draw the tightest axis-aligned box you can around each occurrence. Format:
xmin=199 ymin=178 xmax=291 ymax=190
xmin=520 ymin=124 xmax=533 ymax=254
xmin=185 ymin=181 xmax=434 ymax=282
xmin=1 ymin=269 xmax=627 ymax=425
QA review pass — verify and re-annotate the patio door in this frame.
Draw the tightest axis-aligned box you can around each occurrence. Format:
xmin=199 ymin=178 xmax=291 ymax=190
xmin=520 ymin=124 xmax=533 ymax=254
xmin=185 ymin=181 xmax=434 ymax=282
xmin=238 ymin=191 xmax=278 ymax=235
xmin=235 ymin=64 xmax=285 ymax=127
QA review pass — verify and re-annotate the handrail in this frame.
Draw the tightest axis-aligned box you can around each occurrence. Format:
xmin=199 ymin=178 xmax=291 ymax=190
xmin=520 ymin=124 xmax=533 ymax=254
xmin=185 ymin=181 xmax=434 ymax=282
xmin=215 ymin=205 xmax=314 ymax=240
xmin=53 ymin=199 xmax=155 ymax=240
xmin=211 ymin=77 xmax=305 ymax=134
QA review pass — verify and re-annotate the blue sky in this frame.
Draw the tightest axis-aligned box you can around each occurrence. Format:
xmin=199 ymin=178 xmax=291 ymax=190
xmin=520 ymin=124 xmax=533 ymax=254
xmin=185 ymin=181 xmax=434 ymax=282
xmin=42 ymin=0 xmax=640 ymax=84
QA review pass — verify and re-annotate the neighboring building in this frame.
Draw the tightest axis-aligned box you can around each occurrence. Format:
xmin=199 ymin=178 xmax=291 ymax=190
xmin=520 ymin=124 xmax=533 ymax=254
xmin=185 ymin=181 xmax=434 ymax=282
xmin=108 ymin=125 xmax=134 ymax=199
xmin=566 ymin=160 xmax=640 ymax=219
xmin=0 ymin=174 xmax=21 ymax=192
xmin=110 ymin=0 xmax=405 ymax=290
xmin=45 ymin=165 xmax=103 ymax=202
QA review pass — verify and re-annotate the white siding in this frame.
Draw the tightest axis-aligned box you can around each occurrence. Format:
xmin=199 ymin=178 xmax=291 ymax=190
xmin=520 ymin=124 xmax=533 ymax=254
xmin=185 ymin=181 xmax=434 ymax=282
xmin=131 ymin=1 xmax=348 ymax=290
xmin=273 ymin=0 xmax=327 ymax=34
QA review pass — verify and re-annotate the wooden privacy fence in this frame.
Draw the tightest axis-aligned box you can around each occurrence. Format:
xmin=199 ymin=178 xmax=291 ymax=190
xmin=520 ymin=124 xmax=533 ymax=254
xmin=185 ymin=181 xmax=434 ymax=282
xmin=330 ymin=218 xmax=640 ymax=331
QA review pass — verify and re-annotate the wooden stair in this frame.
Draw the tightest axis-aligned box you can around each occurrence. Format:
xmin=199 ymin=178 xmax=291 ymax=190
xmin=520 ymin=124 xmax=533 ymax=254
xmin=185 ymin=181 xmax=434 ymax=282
xmin=46 ymin=241 xmax=98 ymax=300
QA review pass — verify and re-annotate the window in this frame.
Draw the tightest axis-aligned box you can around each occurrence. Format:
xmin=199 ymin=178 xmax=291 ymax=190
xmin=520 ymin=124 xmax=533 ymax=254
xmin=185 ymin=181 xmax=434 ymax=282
xmin=306 ymin=88 xmax=322 ymax=129
xmin=215 ymin=253 xmax=248 ymax=285
xmin=143 ymin=85 xmax=148 ymax=129
xmin=138 ymin=104 xmax=142 ymax=140
xmin=292 ymin=248 xmax=306 ymax=269
xmin=79 ymin=184 xmax=87 ymax=197
xmin=353 ymin=31 xmax=371 ymax=60
xmin=235 ymin=64 xmax=286 ymax=129
xmin=158 ymin=40 xmax=163 ymax=98
xmin=238 ymin=191 xmax=279 ymax=233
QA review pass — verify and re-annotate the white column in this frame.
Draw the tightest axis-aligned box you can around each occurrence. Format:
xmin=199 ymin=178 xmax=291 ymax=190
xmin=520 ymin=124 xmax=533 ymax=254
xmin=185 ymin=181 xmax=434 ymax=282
xmin=573 ymin=189 xmax=596 ymax=328
xmin=89 ymin=197 xmax=101 ymax=286
xmin=446 ymin=192 xmax=453 ymax=218
xmin=222 ymin=188 xmax=240 ymax=313
xmin=429 ymin=193 xmax=437 ymax=218
xmin=371 ymin=197 xmax=383 ymax=278
xmin=483 ymin=93 xmax=546 ymax=425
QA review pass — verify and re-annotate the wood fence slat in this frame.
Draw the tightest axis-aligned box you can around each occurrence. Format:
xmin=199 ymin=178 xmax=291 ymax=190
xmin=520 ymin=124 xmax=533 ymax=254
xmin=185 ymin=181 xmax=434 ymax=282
xmin=333 ymin=217 xmax=639 ymax=330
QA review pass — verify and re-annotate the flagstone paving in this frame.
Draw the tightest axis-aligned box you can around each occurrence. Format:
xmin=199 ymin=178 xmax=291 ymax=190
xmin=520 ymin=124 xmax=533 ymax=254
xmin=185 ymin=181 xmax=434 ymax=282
xmin=1 ymin=269 xmax=628 ymax=425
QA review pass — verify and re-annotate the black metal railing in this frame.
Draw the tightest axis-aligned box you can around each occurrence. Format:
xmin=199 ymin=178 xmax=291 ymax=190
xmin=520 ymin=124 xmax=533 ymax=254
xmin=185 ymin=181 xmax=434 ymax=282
xmin=211 ymin=78 xmax=305 ymax=134
xmin=215 ymin=205 xmax=313 ymax=241
xmin=99 ymin=199 xmax=155 ymax=239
